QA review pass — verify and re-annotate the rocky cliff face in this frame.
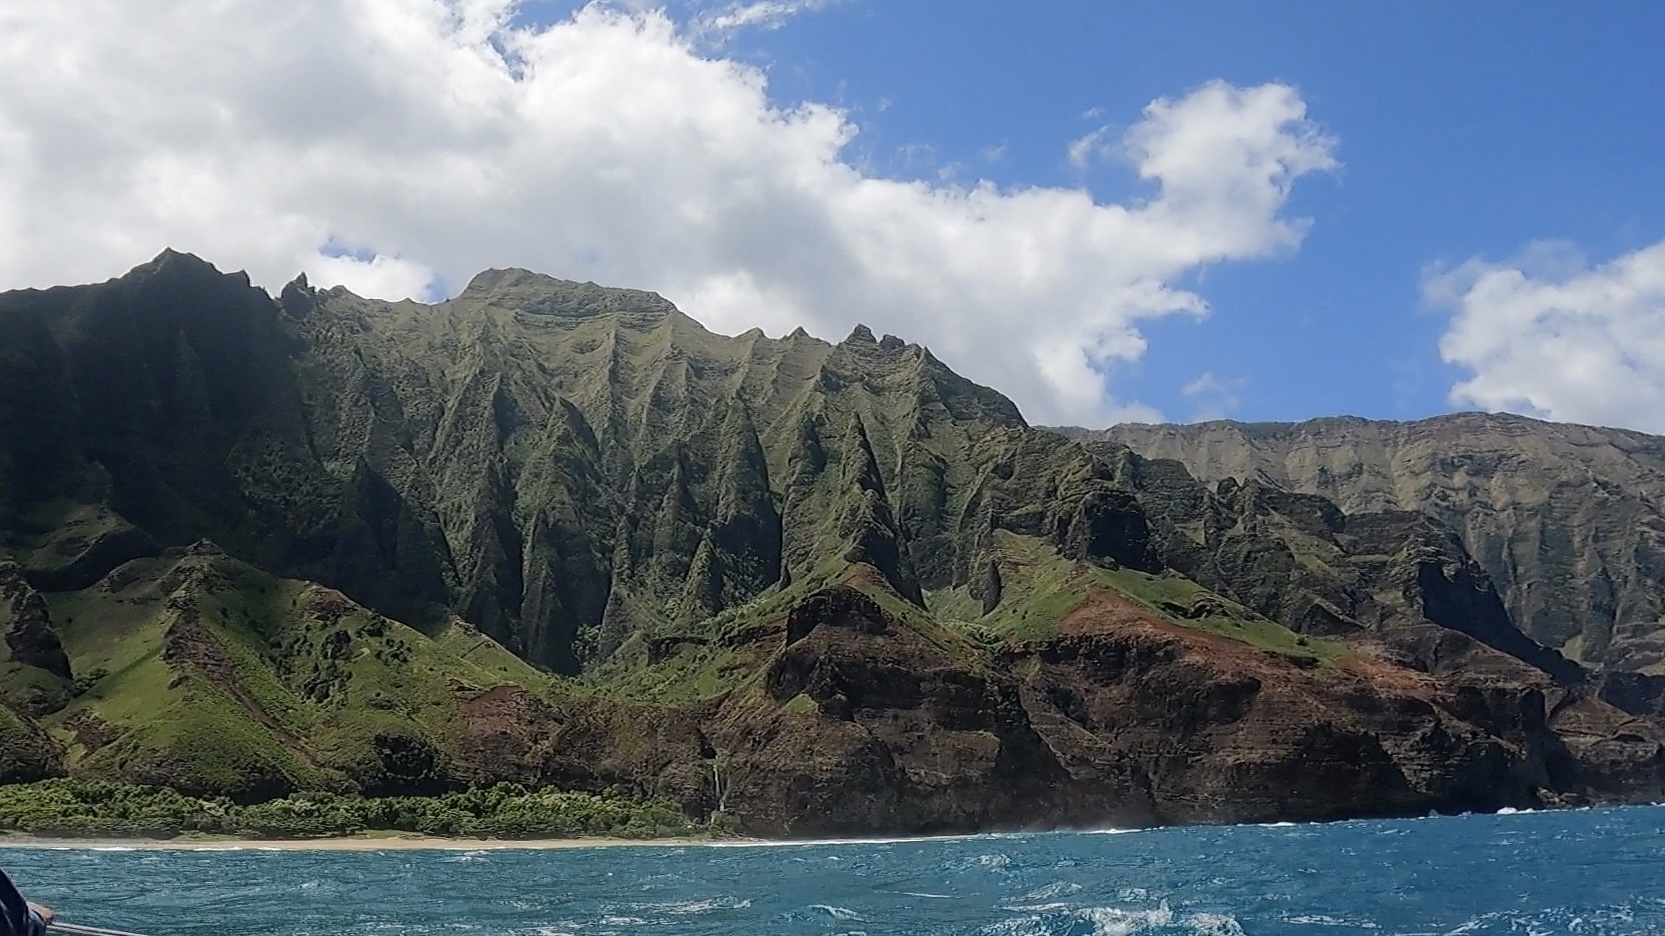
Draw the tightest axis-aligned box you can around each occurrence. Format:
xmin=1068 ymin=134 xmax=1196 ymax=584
xmin=1094 ymin=416 xmax=1665 ymax=676
xmin=1 ymin=252 xmax=1662 ymax=834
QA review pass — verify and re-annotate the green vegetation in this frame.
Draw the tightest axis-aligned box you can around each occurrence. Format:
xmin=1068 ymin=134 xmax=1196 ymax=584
xmin=927 ymin=532 xmax=1347 ymax=664
xmin=1 ymin=251 xmax=1614 ymax=833
xmin=1098 ymin=566 xmax=1349 ymax=664
xmin=780 ymin=693 xmax=818 ymax=716
xmin=36 ymin=550 xmax=568 ymax=797
xmin=585 ymin=635 xmax=759 ymax=704
xmin=0 ymin=779 xmax=708 ymax=840
xmin=928 ymin=534 xmax=1091 ymax=642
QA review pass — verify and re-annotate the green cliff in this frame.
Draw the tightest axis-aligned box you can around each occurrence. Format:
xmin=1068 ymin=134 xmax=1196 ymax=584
xmin=1 ymin=251 xmax=1662 ymax=836
xmin=1095 ymin=417 xmax=1665 ymax=675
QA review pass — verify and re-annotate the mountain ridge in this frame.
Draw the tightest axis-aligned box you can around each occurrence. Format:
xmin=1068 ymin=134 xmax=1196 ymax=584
xmin=1092 ymin=413 xmax=1665 ymax=676
xmin=1 ymin=250 xmax=1662 ymax=835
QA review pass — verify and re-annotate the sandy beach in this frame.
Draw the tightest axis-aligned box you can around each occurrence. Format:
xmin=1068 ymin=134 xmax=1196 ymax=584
xmin=0 ymin=834 xmax=729 ymax=851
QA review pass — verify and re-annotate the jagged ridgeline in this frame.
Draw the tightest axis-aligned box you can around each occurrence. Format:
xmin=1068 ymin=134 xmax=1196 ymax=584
xmin=0 ymin=250 xmax=1144 ymax=671
xmin=1091 ymin=418 xmax=1665 ymax=680
xmin=2 ymin=250 xmax=1664 ymax=836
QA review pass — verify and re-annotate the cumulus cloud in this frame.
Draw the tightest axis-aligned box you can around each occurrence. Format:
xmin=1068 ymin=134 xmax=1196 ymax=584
xmin=0 ymin=0 xmax=1336 ymax=426
xmin=1430 ymin=239 xmax=1665 ymax=432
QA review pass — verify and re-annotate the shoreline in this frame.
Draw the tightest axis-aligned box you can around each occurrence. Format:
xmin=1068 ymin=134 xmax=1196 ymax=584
xmin=0 ymin=833 xmax=733 ymax=852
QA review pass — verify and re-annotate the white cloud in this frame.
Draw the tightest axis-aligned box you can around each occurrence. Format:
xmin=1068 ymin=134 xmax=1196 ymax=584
xmin=1180 ymin=371 xmax=1246 ymax=422
xmin=0 ymin=1 xmax=1336 ymax=426
xmin=1431 ymin=239 xmax=1665 ymax=431
xmin=696 ymin=0 xmax=837 ymax=34
xmin=1067 ymin=126 xmax=1113 ymax=170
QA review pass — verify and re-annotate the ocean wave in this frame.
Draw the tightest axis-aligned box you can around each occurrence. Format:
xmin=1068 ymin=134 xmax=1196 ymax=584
xmin=810 ymin=904 xmax=866 ymax=921
xmin=708 ymin=831 xmax=991 ymax=848
xmin=1021 ymin=881 xmax=1084 ymax=901
xmin=1283 ymin=913 xmax=1382 ymax=928
xmin=946 ymin=852 xmax=1013 ymax=873
xmin=642 ymin=896 xmax=752 ymax=915
xmin=981 ymin=901 xmax=1246 ymax=936
xmin=9 ymin=805 xmax=1665 ymax=936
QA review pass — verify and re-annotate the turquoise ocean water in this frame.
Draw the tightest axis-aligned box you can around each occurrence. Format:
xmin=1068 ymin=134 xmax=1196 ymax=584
xmin=6 ymin=805 xmax=1664 ymax=935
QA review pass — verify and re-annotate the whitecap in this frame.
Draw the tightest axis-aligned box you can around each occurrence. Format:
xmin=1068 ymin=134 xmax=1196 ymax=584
xmin=647 ymin=896 xmax=752 ymax=915
xmin=1077 ymin=902 xmax=1175 ymax=935
xmin=1185 ymin=911 xmax=1247 ymax=935
xmin=1020 ymin=881 xmax=1083 ymax=901
xmin=989 ymin=900 xmax=1248 ymax=936
xmin=1000 ymin=901 xmax=1075 ymax=913
xmin=810 ymin=904 xmax=865 ymax=921
xmin=942 ymin=851 xmax=1014 ymax=873
xmin=442 ymin=851 xmax=491 ymax=862
xmin=1284 ymin=914 xmax=1381 ymax=929
xmin=709 ymin=831 xmax=988 ymax=848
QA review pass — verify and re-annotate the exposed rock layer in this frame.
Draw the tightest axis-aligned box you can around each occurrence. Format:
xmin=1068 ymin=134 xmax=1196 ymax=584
xmin=1 ymin=253 xmax=1662 ymax=834
xmin=1094 ymin=416 xmax=1665 ymax=675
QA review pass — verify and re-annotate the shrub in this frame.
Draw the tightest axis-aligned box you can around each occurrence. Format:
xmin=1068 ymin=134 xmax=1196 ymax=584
xmin=0 ymin=779 xmax=706 ymax=840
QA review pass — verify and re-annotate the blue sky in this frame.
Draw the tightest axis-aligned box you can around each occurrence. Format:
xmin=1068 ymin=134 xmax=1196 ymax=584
xmin=6 ymin=1 xmax=1665 ymax=429
xmin=523 ymin=0 xmax=1665 ymax=424
xmin=676 ymin=0 xmax=1665 ymax=424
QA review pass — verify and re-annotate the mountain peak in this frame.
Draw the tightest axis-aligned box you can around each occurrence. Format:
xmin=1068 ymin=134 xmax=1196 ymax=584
xmin=460 ymin=267 xmax=551 ymax=294
xmin=843 ymin=323 xmax=877 ymax=345
xmin=458 ymin=268 xmax=678 ymax=319
xmin=129 ymin=248 xmax=222 ymax=280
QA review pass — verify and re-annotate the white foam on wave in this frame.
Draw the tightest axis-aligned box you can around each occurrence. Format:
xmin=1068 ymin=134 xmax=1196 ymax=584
xmin=1020 ymin=881 xmax=1083 ymax=901
xmin=1080 ymin=903 xmax=1176 ymax=936
xmin=983 ymin=900 xmax=1246 ymax=936
xmin=1183 ymin=911 xmax=1247 ymax=935
xmin=1002 ymin=901 xmax=1076 ymax=914
xmin=811 ymin=904 xmax=865 ymax=921
xmin=1284 ymin=913 xmax=1381 ymax=929
xmin=646 ymin=896 xmax=752 ymax=915
xmin=90 ymin=845 xmax=138 ymax=852
xmin=942 ymin=851 xmax=1015 ymax=874
xmin=708 ymin=831 xmax=991 ymax=848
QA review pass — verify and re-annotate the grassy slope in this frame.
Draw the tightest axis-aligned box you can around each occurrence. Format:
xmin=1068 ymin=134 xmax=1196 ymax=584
xmin=590 ymin=530 xmax=1349 ymax=708
xmin=43 ymin=550 xmax=553 ymax=797
xmin=926 ymin=532 xmax=1349 ymax=663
